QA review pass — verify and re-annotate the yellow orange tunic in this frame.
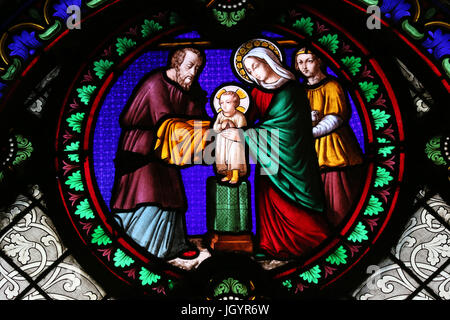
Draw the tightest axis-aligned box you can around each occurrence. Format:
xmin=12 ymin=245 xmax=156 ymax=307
xmin=154 ymin=118 xmax=211 ymax=166
xmin=306 ymin=78 xmax=363 ymax=169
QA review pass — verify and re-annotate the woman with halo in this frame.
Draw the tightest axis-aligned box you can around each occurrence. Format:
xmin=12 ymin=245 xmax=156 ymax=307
xmin=222 ymin=39 xmax=331 ymax=259
xmin=212 ymin=85 xmax=249 ymax=184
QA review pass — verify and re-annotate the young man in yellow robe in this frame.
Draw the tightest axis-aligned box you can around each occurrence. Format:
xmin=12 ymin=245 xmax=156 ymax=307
xmin=295 ymin=48 xmax=365 ymax=227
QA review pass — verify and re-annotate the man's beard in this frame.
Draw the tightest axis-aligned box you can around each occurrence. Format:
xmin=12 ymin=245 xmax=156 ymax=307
xmin=175 ymin=68 xmax=194 ymax=91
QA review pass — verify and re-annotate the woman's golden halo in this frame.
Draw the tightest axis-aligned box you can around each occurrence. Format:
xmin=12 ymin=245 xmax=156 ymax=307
xmin=233 ymin=38 xmax=283 ymax=83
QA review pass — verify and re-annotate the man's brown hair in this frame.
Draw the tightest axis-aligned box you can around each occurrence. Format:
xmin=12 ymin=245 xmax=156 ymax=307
xmin=170 ymin=47 xmax=204 ymax=69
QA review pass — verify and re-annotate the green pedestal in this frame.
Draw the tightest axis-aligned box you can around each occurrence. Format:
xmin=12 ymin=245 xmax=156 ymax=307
xmin=206 ymin=177 xmax=251 ymax=233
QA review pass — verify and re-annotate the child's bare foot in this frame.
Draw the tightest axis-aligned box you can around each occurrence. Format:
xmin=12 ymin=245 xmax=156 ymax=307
xmin=229 ymin=178 xmax=238 ymax=184
xmin=221 ymin=171 xmax=233 ymax=182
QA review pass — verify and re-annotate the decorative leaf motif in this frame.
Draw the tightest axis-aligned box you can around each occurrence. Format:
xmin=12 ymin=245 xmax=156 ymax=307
xmin=324 ymin=265 xmax=337 ymax=278
xmin=365 ymin=218 xmax=379 ymax=232
xmin=80 ymin=221 xmax=93 ymax=234
xmin=282 ymin=279 xmax=293 ymax=289
xmin=347 ymin=222 xmax=369 ymax=243
xmin=8 ymin=31 xmax=41 ymax=61
xmin=371 ymin=109 xmax=391 ymax=130
xmin=66 ymin=112 xmax=85 ymax=133
xmin=425 ymin=136 xmax=445 ymax=165
xmin=214 ymin=278 xmax=248 ymax=297
xmin=141 ymin=19 xmax=163 ymax=38
xmin=423 ymin=29 xmax=450 ymax=60
xmin=374 ymin=166 xmax=393 ymax=187
xmin=359 ymin=81 xmax=379 ymax=102
xmin=346 ymin=243 xmax=361 ymax=257
xmin=64 ymin=141 xmax=80 ymax=152
xmin=382 ymin=154 xmax=396 ymax=171
xmin=379 ymin=145 xmax=395 ymax=157
xmin=341 ymin=56 xmax=362 ymax=76
xmin=76 ymin=85 xmax=96 ymax=105
xmin=316 ymin=21 xmax=329 ymax=34
xmin=340 ymin=42 xmax=352 ymax=54
xmin=139 ymin=267 xmax=161 ymax=286
xmin=423 ymin=234 xmax=450 ymax=266
xmin=113 ymin=248 xmax=135 ymax=267
xmin=65 ymin=141 xmax=80 ymax=163
xmin=69 ymin=99 xmax=79 ymax=111
xmin=98 ymin=248 xmax=113 ymax=261
xmin=65 ymin=170 xmax=84 ymax=191
xmin=375 ymin=188 xmax=391 ymax=203
xmin=373 ymin=93 xmax=386 ymax=107
xmin=377 ymin=137 xmax=395 ymax=156
xmin=93 ymin=59 xmax=113 ymax=79
xmin=62 ymin=160 xmax=78 ymax=176
xmin=377 ymin=137 xmax=390 ymax=143
xmin=325 ymin=246 xmax=348 ymax=265
xmin=292 ymin=17 xmax=314 ymax=36
xmin=68 ymin=192 xmax=83 ymax=206
xmin=124 ymin=268 xmax=137 ymax=279
xmin=53 ymin=0 xmax=82 ymax=20
xmin=317 ymin=34 xmax=339 ymax=53
xmin=81 ymin=70 xmax=94 ymax=83
xmin=91 ymin=225 xmax=112 ymax=246
xmin=361 ymin=65 xmax=374 ymax=79
xmin=381 ymin=125 xmax=395 ymax=141
xmin=74 ymin=199 xmax=94 ymax=219
xmin=3 ymin=233 xmax=34 ymax=264
xmin=299 ymin=265 xmax=321 ymax=284
xmin=212 ymin=8 xmax=246 ymax=27
xmin=380 ymin=0 xmax=411 ymax=22
xmin=12 ymin=135 xmax=33 ymax=166
xmin=116 ymin=37 xmax=136 ymax=56
xmin=67 ymin=154 xmax=80 ymax=163
xmin=229 ymin=8 xmax=247 ymax=27
xmin=364 ymin=195 xmax=384 ymax=216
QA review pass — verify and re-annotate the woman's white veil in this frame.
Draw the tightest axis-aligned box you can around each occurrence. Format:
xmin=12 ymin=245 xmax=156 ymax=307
xmin=243 ymin=47 xmax=295 ymax=90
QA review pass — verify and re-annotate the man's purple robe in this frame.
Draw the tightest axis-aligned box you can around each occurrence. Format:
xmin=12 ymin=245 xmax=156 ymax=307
xmin=111 ymin=71 xmax=205 ymax=212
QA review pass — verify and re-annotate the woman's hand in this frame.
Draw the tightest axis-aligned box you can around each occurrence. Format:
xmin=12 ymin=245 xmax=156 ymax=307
xmin=220 ymin=128 xmax=241 ymax=142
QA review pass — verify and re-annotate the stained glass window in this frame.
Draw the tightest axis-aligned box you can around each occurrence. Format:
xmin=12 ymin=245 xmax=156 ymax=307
xmin=0 ymin=0 xmax=448 ymax=311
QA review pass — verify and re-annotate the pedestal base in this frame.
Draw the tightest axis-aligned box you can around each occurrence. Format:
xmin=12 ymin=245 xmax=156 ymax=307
xmin=208 ymin=232 xmax=253 ymax=253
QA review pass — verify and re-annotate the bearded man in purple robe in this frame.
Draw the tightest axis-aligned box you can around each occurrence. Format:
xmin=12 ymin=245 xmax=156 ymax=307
xmin=110 ymin=48 xmax=207 ymax=260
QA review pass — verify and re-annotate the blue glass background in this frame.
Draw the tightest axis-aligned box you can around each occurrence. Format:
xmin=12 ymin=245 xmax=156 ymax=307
xmin=93 ymin=35 xmax=365 ymax=236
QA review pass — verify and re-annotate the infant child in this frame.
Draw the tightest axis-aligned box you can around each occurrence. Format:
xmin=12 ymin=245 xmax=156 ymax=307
xmin=213 ymin=88 xmax=248 ymax=184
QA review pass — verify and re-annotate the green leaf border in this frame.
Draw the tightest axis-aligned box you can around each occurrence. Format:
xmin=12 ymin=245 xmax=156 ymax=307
xmin=54 ymin=10 xmax=404 ymax=296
